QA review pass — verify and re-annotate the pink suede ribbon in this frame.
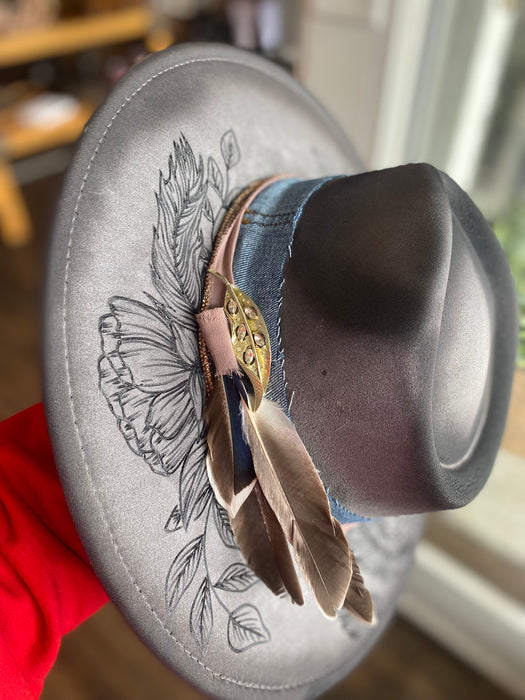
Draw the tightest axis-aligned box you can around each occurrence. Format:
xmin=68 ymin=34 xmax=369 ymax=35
xmin=196 ymin=176 xmax=286 ymax=376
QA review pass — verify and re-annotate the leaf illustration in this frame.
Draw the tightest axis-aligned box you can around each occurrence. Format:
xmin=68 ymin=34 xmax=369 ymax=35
xmin=151 ymin=135 xmax=207 ymax=315
xmin=221 ymin=130 xmax=240 ymax=170
xmin=209 ymin=270 xmax=270 ymax=411
xmin=202 ymin=196 xmax=214 ymax=224
xmin=200 ymin=224 xmax=214 ymax=262
xmin=190 ymin=577 xmax=213 ymax=657
xmin=164 ymin=504 xmax=182 ymax=532
xmin=193 ymin=484 xmax=213 ymax=521
xmin=213 ymin=501 xmax=238 ymax=549
xmin=215 ymin=563 xmax=258 ymax=593
xmin=208 ymin=156 xmax=224 ymax=198
xmin=165 ymin=536 xmax=204 ymax=613
xmin=227 ymin=604 xmax=270 ymax=653
xmin=179 ymin=439 xmax=209 ymax=529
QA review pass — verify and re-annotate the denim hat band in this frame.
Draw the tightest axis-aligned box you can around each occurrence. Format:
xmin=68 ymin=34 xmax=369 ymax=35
xmin=232 ymin=177 xmax=368 ymax=524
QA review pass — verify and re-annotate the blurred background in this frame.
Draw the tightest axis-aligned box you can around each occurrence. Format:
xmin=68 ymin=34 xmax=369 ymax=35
xmin=1 ymin=0 xmax=524 ymax=698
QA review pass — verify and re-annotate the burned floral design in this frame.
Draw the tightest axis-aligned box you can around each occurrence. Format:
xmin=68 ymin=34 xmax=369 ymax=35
xmin=98 ymin=131 xmax=270 ymax=655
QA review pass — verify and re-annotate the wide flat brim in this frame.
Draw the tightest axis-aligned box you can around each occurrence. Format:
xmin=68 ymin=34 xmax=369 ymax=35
xmin=44 ymin=43 xmax=423 ymax=699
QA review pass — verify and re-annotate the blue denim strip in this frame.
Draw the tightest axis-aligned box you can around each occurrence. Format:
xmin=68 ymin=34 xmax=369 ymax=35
xmin=232 ymin=177 xmax=369 ymax=524
xmin=328 ymin=495 xmax=370 ymax=524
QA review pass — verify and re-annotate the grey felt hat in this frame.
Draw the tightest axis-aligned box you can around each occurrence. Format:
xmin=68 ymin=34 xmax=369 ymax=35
xmin=43 ymin=43 xmax=517 ymax=699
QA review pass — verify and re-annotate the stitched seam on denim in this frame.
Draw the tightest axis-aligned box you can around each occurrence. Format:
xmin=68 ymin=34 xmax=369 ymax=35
xmin=62 ymin=55 xmax=350 ymax=693
xmin=247 ymin=217 xmax=295 ymax=228
xmin=247 ymin=208 xmax=297 ymax=218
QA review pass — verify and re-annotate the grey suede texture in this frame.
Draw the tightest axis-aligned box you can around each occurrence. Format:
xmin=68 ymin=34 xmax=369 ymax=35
xmin=44 ymin=44 xmax=426 ymax=698
xmin=281 ymin=168 xmax=517 ymax=516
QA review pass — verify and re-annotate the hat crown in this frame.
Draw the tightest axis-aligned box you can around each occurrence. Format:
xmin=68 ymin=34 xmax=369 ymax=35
xmin=233 ymin=164 xmax=516 ymax=517
xmin=290 ymin=165 xmax=493 ymax=467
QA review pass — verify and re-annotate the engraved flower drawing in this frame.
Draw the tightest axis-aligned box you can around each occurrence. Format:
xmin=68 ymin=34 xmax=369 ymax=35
xmin=98 ymin=131 xmax=271 ymax=656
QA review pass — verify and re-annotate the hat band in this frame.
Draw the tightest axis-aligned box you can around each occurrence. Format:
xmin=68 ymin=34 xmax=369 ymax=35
xmin=233 ymin=177 xmax=331 ymax=411
xmin=204 ymin=175 xmax=370 ymax=524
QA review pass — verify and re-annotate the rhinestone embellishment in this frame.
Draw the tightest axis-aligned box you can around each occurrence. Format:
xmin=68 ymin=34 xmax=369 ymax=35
xmin=207 ymin=268 xmax=271 ymax=411
xmin=227 ymin=299 xmax=238 ymax=315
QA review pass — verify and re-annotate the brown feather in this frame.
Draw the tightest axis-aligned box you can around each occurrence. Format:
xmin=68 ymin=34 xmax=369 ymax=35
xmin=253 ymin=484 xmax=304 ymax=605
xmin=204 ymin=376 xmax=235 ymax=513
xmin=205 ymin=376 xmax=255 ymax=516
xmin=343 ymin=550 xmax=375 ymax=625
xmin=241 ymin=399 xmax=352 ymax=619
xmin=231 ymin=482 xmax=304 ymax=604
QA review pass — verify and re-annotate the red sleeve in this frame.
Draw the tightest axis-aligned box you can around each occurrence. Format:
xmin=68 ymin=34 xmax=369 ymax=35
xmin=0 ymin=404 xmax=108 ymax=699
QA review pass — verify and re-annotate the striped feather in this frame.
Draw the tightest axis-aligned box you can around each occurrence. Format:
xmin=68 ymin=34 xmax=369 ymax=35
xmin=231 ymin=483 xmax=304 ymax=604
xmin=241 ymin=398 xmax=352 ymax=619
xmin=343 ymin=551 xmax=375 ymax=625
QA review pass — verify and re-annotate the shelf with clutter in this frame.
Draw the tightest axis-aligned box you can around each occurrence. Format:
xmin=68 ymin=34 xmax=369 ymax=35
xmin=0 ymin=0 xmax=294 ymax=247
xmin=0 ymin=89 xmax=95 ymax=246
xmin=0 ymin=1 xmax=173 ymax=247
xmin=0 ymin=5 xmax=154 ymax=69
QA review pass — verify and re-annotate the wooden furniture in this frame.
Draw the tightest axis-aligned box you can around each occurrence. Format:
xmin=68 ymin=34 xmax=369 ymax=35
xmin=1 ymin=101 xmax=94 ymax=162
xmin=0 ymin=5 xmax=155 ymax=246
xmin=0 ymin=6 xmax=153 ymax=69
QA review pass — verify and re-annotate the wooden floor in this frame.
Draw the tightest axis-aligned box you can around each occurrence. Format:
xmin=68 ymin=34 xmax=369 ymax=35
xmin=0 ymin=172 xmax=513 ymax=699
xmin=39 ymin=604 xmax=512 ymax=700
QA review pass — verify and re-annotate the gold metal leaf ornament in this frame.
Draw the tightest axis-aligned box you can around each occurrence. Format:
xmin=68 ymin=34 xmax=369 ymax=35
xmin=209 ymin=270 xmax=270 ymax=410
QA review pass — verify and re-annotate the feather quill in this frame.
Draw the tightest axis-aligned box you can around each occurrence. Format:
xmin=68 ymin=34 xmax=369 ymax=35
xmin=241 ymin=398 xmax=352 ymax=619
xmin=231 ymin=483 xmax=304 ymax=604
xmin=343 ymin=551 xmax=375 ymax=625
xmin=205 ymin=375 xmax=256 ymax=517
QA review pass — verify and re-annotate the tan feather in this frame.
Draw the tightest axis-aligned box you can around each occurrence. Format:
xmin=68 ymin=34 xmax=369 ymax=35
xmin=343 ymin=550 xmax=375 ymax=625
xmin=241 ymin=398 xmax=352 ymax=619
xmin=255 ymin=484 xmax=304 ymax=605
xmin=231 ymin=483 xmax=304 ymax=604
xmin=204 ymin=376 xmax=254 ymax=517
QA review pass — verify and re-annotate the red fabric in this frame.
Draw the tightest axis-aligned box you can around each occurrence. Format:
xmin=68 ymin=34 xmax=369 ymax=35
xmin=0 ymin=404 xmax=108 ymax=699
